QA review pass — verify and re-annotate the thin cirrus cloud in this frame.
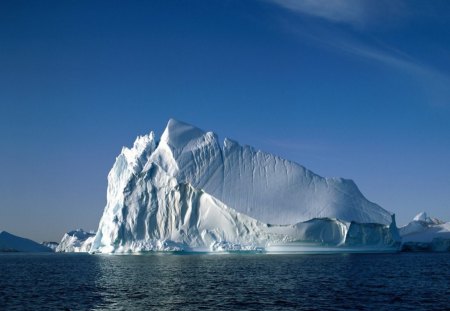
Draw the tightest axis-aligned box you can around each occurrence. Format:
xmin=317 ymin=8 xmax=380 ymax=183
xmin=320 ymin=36 xmax=450 ymax=107
xmin=269 ymin=0 xmax=394 ymax=28
xmin=267 ymin=0 xmax=450 ymax=107
xmin=267 ymin=0 xmax=411 ymax=29
xmin=268 ymin=0 xmax=375 ymax=28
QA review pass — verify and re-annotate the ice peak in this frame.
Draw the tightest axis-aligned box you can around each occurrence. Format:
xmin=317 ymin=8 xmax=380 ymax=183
xmin=161 ymin=119 xmax=206 ymax=148
xmin=411 ymin=212 xmax=444 ymax=225
xmin=133 ymin=132 xmax=155 ymax=150
xmin=413 ymin=212 xmax=427 ymax=222
xmin=223 ymin=137 xmax=238 ymax=148
xmin=121 ymin=131 xmax=156 ymax=171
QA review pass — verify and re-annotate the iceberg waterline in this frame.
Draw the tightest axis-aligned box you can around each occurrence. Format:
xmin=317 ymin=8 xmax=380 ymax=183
xmin=81 ymin=119 xmax=402 ymax=253
xmin=57 ymin=211 xmax=450 ymax=253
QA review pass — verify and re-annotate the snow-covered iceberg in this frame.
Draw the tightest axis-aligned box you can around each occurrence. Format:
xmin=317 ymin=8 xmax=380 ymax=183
xmin=91 ymin=119 xmax=399 ymax=253
xmin=56 ymin=229 xmax=96 ymax=253
xmin=400 ymin=212 xmax=450 ymax=252
xmin=0 ymin=231 xmax=52 ymax=252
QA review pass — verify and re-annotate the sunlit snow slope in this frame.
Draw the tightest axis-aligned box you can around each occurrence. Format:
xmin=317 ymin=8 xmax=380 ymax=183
xmin=136 ymin=119 xmax=390 ymax=224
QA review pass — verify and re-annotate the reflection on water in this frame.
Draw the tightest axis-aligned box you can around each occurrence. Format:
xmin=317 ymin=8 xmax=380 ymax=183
xmin=1 ymin=252 xmax=450 ymax=310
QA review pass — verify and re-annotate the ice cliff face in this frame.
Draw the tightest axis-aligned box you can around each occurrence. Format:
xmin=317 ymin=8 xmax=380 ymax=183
xmin=56 ymin=229 xmax=96 ymax=253
xmin=91 ymin=119 xmax=398 ymax=253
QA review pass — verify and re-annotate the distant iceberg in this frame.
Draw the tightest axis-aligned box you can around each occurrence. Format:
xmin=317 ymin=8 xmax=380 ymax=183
xmin=90 ymin=119 xmax=400 ymax=253
xmin=400 ymin=212 xmax=450 ymax=252
xmin=56 ymin=229 xmax=95 ymax=253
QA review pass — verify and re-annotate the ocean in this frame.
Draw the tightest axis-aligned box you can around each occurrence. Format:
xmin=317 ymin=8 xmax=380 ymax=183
xmin=1 ymin=252 xmax=449 ymax=310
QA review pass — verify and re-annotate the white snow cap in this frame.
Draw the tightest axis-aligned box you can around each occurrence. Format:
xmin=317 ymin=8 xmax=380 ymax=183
xmin=160 ymin=119 xmax=206 ymax=148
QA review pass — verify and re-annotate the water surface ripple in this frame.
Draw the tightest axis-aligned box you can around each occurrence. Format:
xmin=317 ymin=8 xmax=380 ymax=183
xmin=1 ymin=252 xmax=449 ymax=310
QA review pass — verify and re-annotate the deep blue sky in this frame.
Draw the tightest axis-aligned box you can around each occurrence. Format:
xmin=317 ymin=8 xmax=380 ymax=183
xmin=1 ymin=0 xmax=449 ymax=242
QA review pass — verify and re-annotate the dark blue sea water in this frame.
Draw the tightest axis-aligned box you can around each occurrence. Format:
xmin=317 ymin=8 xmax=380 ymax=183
xmin=1 ymin=252 xmax=449 ymax=310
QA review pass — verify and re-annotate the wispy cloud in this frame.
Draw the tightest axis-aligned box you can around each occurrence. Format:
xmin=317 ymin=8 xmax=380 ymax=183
xmin=308 ymin=34 xmax=450 ymax=107
xmin=269 ymin=0 xmax=368 ymax=27
xmin=267 ymin=0 xmax=409 ymax=29
xmin=266 ymin=0 xmax=450 ymax=107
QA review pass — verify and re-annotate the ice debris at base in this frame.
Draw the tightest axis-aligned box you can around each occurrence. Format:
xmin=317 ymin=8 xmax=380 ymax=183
xmin=0 ymin=231 xmax=52 ymax=252
xmin=56 ymin=229 xmax=96 ymax=253
xmin=400 ymin=212 xmax=450 ymax=252
xmin=90 ymin=119 xmax=400 ymax=253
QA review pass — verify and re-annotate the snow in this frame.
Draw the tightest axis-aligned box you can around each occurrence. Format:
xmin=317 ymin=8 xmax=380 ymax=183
xmin=145 ymin=119 xmax=392 ymax=225
xmin=399 ymin=212 xmax=450 ymax=252
xmin=56 ymin=229 xmax=96 ymax=253
xmin=0 ymin=231 xmax=52 ymax=252
xmin=90 ymin=120 xmax=399 ymax=253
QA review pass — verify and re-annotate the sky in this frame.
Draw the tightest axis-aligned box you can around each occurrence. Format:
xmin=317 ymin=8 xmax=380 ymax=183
xmin=1 ymin=0 xmax=449 ymax=242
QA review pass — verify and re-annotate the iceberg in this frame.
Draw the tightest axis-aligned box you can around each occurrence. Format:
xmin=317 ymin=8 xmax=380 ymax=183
xmin=0 ymin=231 xmax=52 ymax=253
xmin=56 ymin=229 xmax=96 ymax=253
xmin=400 ymin=212 xmax=450 ymax=252
xmin=90 ymin=119 xmax=399 ymax=253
